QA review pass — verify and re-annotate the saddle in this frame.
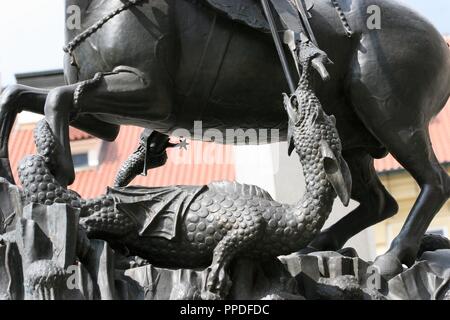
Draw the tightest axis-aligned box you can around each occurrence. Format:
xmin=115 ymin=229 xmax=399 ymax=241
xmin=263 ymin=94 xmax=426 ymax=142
xmin=202 ymin=0 xmax=314 ymax=34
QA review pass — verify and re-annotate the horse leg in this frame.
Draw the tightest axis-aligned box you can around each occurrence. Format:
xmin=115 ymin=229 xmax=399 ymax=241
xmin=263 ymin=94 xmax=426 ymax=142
xmin=43 ymin=84 xmax=80 ymax=186
xmin=43 ymin=67 xmax=171 ymax=187
xmin=0 ymin=85 xmax=48 ymax=183
xmin=371 ymin=127 xmax=450 ymax=278
xmin=0 ymin=84 xmax=120 ymax=184
xmin=348 ymin=84 xmax=450 ymax=279
xmin=340 ymin=28 xmax=450 ymax=278
xmin=307 ymin=149 xmax=399 ymax=252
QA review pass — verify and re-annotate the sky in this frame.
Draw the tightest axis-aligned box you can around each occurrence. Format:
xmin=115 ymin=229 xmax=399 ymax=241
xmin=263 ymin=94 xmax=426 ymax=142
xmin=0 ymin=0 xmax=449 ymax=86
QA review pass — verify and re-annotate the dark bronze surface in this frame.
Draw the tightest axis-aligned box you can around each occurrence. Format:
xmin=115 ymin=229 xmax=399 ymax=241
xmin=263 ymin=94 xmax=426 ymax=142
xmin=0 ymin=0 xmax=449 ymax=284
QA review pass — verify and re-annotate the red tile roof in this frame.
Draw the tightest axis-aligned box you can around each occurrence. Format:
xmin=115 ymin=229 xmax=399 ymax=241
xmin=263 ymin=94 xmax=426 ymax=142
xmin=69 ymin=127 xmax=93 ymax=141
xmin=9 ymin=126 xmax=235 ymax=198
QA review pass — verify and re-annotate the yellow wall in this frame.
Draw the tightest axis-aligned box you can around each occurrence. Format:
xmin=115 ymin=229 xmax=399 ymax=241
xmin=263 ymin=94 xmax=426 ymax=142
xmin=375 ymin=166 xmax=450 ymax=255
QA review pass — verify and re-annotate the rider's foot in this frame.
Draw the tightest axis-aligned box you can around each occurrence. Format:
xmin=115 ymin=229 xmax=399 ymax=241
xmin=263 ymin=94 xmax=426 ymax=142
xmin=114 ymin=129 xmax=171 ymax=187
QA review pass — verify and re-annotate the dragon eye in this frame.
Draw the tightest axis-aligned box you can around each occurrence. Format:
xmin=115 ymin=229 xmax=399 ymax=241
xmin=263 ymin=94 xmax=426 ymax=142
xmin=290 ymin=96 xmax=299 ymax=109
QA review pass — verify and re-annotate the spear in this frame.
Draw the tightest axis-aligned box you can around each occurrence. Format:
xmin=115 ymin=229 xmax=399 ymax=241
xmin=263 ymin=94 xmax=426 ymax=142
xmin=260 ymin=0 xmax=296 ymax=94
xmin=293 ymin=0 xmax=318 ymax=46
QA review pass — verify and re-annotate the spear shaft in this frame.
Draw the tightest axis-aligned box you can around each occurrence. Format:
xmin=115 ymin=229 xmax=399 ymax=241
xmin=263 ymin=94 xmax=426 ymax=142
xmin=293 ymin=0 xmax=318 ymax=46
xmin=260 ymin=0 xmax=296 ymax=94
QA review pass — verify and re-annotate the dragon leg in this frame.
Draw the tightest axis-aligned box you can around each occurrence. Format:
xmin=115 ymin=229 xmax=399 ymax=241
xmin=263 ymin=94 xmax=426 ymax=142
xmin=203 ymin=225 xmax=263 ymax=300
xmin=203 ymin=235 xmax=236 ymax=300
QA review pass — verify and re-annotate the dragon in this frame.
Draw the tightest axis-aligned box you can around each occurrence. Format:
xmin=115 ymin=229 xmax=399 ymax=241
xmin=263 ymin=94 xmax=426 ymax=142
xmin=17 ymin=39 xmax=351 ymax=299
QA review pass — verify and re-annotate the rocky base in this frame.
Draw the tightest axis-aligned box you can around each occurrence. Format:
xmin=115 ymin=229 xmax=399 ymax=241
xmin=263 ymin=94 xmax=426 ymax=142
xmin=1 ymin=178 xmax=449 ymax=300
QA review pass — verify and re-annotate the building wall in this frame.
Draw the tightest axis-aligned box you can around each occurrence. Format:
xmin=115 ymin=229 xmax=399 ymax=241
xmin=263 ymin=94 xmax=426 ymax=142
xmin=375 ymin=166 xmax=450 ymax=254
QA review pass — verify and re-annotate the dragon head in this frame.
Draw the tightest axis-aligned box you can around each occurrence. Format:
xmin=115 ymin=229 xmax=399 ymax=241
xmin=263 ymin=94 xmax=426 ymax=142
xmin=284 ymin=87 xmax=351 ymax=206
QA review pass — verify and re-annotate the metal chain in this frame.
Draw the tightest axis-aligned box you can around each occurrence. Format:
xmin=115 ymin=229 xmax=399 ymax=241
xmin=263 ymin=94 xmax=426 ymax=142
xmin=63 ymin=0 xmax=147 ymax=66
xmin=72 ymin=72 xmax=104 ymax=112
xmin=331 ymin=0 xmax=353 ymax=37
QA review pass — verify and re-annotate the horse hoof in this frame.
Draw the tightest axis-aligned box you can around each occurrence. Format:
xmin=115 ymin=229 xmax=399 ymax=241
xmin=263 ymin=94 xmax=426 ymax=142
xmin=372 ymin=254 xmax=405 ymax=280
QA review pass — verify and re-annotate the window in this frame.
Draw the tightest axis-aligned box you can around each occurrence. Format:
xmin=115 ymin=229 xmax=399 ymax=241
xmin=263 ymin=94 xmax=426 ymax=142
xmin=72 ymin=153 xmax=89 ymax=169
xmin=427 ymin=228 xmax=446 ymax=237
xmin=70 ymin=138 xmax=102 ymax=170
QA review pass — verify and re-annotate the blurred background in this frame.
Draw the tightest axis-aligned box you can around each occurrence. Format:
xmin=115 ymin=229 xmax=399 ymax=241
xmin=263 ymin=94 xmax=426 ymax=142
xmin=0 ymin=0 xmax=449 ymax=260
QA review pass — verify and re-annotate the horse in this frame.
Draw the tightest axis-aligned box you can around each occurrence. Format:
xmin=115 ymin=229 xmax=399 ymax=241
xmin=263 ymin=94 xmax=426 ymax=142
xmin=0 ymin=0 xmax=449 ymax=279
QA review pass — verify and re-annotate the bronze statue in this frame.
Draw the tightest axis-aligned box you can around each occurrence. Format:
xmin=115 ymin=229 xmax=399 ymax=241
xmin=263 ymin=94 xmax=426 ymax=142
xmin=17 ymin=41 xmax=350 ymax=299
xmin=0 ymin=0 xmax=449 ymax=281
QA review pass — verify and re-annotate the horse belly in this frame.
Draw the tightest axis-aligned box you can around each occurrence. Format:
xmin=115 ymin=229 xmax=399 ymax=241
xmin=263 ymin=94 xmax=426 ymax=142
xmin=174 ymin=1 xmax=289 ymax=142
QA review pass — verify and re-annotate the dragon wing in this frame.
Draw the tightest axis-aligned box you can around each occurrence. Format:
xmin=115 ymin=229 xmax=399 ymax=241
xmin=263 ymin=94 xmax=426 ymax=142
xmin=108 ymin=185 xmax=205 ymax=240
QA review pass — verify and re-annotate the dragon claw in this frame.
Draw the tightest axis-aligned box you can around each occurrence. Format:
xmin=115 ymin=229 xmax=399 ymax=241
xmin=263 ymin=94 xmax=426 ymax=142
xmin=203 ymin=265 xmax=232 ymax=300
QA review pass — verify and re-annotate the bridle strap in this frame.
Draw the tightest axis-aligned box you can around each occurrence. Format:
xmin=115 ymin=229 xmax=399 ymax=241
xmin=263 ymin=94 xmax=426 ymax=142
xmin=63 ymin=0 xmax=147 ymax=67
